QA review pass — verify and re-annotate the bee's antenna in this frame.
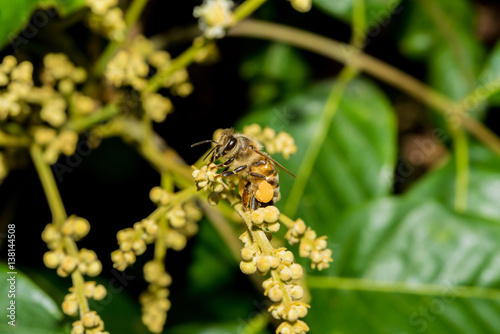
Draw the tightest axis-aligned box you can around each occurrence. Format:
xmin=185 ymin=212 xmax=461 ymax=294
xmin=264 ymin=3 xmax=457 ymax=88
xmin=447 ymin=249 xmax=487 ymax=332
xmin=203 ymin=145 xmax=218 ymax=161
xmin=191 ymin=139 xmax=218 ymax=148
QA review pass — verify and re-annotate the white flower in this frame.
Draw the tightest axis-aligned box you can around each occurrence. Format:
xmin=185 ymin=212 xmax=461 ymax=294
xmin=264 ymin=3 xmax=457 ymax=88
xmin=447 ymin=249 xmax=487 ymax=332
xmin=193 ymin=0 xmax=235 ymax=39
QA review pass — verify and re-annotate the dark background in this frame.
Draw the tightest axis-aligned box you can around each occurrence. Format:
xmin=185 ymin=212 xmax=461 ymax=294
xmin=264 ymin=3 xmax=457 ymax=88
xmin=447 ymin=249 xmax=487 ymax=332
xmin=1 ymin=0 xmax=500 ymax=330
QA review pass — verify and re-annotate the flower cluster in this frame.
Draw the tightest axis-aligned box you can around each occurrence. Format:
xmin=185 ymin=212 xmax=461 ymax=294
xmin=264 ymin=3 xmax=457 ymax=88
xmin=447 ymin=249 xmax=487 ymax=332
xmin=192 ymin=163 xmax=234 ymax=206
xmin=243 ymin=124 xmax=297 ymax=159
xmin=250 ymin=206 xmax=281 ymax=233
xmin=240 ymin=231 xmax=310 ymax=334
xmin=111 ymin=218 xmax=156 ymax=271
xmin=140 ymin=260 xmax=172 ymax=333
xmin=63 ymin=282 xmax=107 ymax=318
xmin=42 ymin=216 xmax=102 ymax=277
xmin=285 ymin=218 xmax=333 ymax=270
xmin=0 ymin=54 xmax=95 ymax=165
xmin=112 ymin=186 xmax=202 ymax=332
xmin=41 ymin=215 xmax=107 ymax=334
xmin=105 ymin=35 xmax=193 ymax=123
xmin=193 ymin=0 xmax=235 ymax=39
xmin=86 ymin=0 xmax=126 ymax=41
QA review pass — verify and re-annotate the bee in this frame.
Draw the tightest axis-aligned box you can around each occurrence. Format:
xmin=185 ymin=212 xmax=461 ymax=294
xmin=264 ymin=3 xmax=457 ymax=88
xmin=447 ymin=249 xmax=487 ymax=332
xmin=191 ymin=128 xmax=295 ymax=211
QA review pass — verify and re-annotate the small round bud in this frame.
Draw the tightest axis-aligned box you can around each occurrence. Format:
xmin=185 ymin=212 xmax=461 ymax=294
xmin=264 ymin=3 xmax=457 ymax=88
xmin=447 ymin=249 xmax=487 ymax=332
xmin=94 ymin=284 xmax=107 ymax=300
xmin=268 ymin=285 xmax=283 ymax=302
xmin=290 ymin=263 xmax=304 ymax=280
xmin=123 ymin=250 xmax=136 ymax=264
xmin=119 ymin=241 xmax=132 ymax=252
xmin=71 ymin=321 xmax=84 ymax=334
xmin=279 ymin=266 xmax=292 ymax=281
xmin=241 ymin=247 xmax=254 ymax=261
xmin=117 ymin=228 xmax=134 ymax=242
xmin=132 ymin=239 xmax=147 ymax=255
xmin=315 ymin=237 xmax=327 ymax=250
xmin=82 ymin=311 xmax=100 ymax=329
xmin=289 ymin=285 xmax=304 ymax=300
xmin=62 ymin=299 xmax=78 ymax=316
xmin=73 ymin=217 xmax=90 ymax=239
xmin=280 ymin=251 xmax=294 ymax=266
xmin=263 ymin=206 xmax=280 ymax=223
xmin=295 ymin=219 xmax=306 ymax=235
xmin=286 ymin=308 xmax=299 ymax=323
xmin=213 ymin=183 xmax=224 ymax=193
xmin=251 ymin=210 xmax=264 ymax=225
xmin=256 ymin=256 xmax=271 ymax=273
xmin=240 ymin=260 xmax=257 ymax=275
xmin=61 ymin=256 xmax=78 ymax=273
xmin=269 ymin=256 xmax=280 ymax=269
xmin=43 ymin=250 xmax=62 ymax=268
xmin=295 ymin=305 xmax=308 ymax=318
xmin=266 ymin=222 xmax=280 ymax=233
xmin=87 ymin=260 xmax=102 ymax=276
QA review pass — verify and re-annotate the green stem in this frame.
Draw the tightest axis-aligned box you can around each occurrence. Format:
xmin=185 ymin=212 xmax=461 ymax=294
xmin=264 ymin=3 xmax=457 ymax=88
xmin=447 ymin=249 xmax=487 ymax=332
xmin=307 ymin=275 xmax=500 ymax=300
xmin=0 ymin=132 xmax=30 ymax=148
xmin=284 ymin=0 xmax=366 ymax=216
xmin=30 ymin=144 xmax=91 ymax=321
xmin=30 ymin=144 xmax=66 ymax=225
xmin=154 ymin=216 xmax=168 ymax=262
xmin=284 ymin=67 xmax=358 ymax=216
xmin=234 ymin=0 xmax=267 ymax=21
xmin=145 ymin=0 xmax=267 ymax=94
xmin=145 ymin=41 xmax=207 ymax=93
xmin=65 ymin=103 xmax=119 ymax=132
xmin=228 ymin=19 xmax=500 ymax=157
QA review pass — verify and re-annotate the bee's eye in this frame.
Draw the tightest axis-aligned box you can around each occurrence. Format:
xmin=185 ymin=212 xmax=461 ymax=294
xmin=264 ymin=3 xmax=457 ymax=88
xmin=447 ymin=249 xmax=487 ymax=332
xmin=225 ymin=138 xmax=237 ymax=152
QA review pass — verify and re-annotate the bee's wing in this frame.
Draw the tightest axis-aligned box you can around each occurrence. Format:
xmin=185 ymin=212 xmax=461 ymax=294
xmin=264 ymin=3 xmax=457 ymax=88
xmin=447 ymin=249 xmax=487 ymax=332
xmin=252 ymin=148 xmax=296 ymax=178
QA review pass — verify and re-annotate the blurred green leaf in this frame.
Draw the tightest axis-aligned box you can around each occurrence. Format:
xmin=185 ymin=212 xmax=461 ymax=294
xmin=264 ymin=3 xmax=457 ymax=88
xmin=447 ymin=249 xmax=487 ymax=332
xmin=399 ymin=0 xmax=485 ymax=122
xmin=312 ymin=0 xmax=402 ymax=28
xmin=238 ymin=78 xmax=396 ymax=233
xmin=399 ymin=0 xmax=473 ymax=59
xmin=306 ymin=197 xmax=500 ymax=333
xmin=479 ymin=40 xmax=500 ymax=106
xmin=0 ymin=0 xmax=86 ymax=49
xmin=240 ymin=43 xmax=310 ymax=106
xmin=0 ymin=262 xmax=66 ymax=333
xmin=21 ymin=266 xmax=146 ymax=334
xmin=406 ymin=142 xmax=500 ymax=223
xmin=188 ymin=218 xmax=236 ymax=294
xmin=169 ymin=320 xmax=271 ymax=334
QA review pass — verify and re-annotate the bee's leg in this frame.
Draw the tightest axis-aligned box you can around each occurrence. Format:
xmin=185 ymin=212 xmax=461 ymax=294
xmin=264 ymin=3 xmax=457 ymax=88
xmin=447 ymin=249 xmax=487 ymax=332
xmin=214 ymin=157 xmax=234 ymax=168
xmin=248 ymin=172 xmax=266 ymax=179
xmin=251 ymin=195 xmax=260 ymax=211
xmin=242 ymin=182 xmax=251 ymax=211
xmin=220 ymin=165 xmax=247 ymax=178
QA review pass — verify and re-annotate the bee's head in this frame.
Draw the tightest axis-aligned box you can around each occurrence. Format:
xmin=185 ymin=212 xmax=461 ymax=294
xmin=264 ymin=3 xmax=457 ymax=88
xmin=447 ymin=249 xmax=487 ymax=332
xmin=191 ymin=128 xmax=237 ymax=163
xmin=213 ymin=128 xmax=237 ymax=162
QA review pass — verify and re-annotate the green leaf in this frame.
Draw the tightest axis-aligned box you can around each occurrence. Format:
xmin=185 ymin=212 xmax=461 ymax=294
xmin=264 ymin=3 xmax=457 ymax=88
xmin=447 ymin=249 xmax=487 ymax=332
xmin=169 ymin=320 xmax=271 ymax=334
xmin=188 ymin=218 xmax=237 ymax=294
xmin=398 ymin=0 xmax=474 ymax=59
xmin=406 ymin=142 xmax=500 ymax=223
xmin=0 ymin=0 xmax=86 ymax=50
xmin=306 ymin=197 xmax=500 ymax=333
xmin=238 ymin=78 xmax=396 ymax=229
xmin=478 ymin=40 xmax=500 ymax=106
xmin=240 ymin=43 xmax=310 ymax=106
xmin=312 ymin=0 xmax=403 ymax=28
xmin=399 ymin=0 xmax=485 ymax=122
xmin=0 ymin=262 xmax=66 ymax=333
